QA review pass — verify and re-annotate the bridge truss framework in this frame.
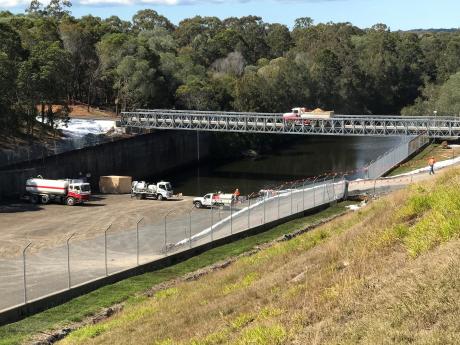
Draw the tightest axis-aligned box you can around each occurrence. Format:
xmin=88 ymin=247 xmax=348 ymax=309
xmin=120 ymin=110 xmax=460 ymax=138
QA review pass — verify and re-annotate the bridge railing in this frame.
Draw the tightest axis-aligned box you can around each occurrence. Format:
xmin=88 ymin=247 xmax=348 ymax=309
xmin=135 ymin=109 xmax=460 ymax=121
xmin=364 ymin=134 xmax=430 ymax=179
xmin=120 ymin=110 xmax=460 ymax=138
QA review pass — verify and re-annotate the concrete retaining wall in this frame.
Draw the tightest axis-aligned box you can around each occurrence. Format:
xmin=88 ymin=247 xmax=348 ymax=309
xmin=0 ymin=130 xmax=209 ymax=199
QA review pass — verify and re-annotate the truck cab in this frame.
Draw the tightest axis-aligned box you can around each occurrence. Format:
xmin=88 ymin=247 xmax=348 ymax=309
xmin=67 ymin=182 xmax=91 ymax=205
xmin=157 ymin=182 xmax=173 ymax=200
xmin=193 ymin=193 xmax=213 ymax=208
xmin=283 ymin=107 xmax=311 ymax=125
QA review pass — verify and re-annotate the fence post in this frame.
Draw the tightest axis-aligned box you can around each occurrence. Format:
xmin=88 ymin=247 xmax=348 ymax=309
xmin=323 ymin=176 xmax=328 ymax=203
xmin=313 ymin=177 xmax=319 ymax=207
xmin=164 ymin=210 xmax=174 ymax=256
xmin=277 ymin=190 xmax=280 ymax=219
xmin=189 ymin=209 xmax=193 ymax=249
xmin=263 ymin=193 xmax=266 ymax=224
xmin=230 ymin=202 xmax=233 ymax=235
xmin=136 ymin=218 xmax=144 ymax=266
xmin=66 ymin=233 xmax=76 ymax=289
xmin=332 ymin=174 xmax=336 ymax=199
xmin=290 ymin=184 xmax=293 ymax=215
xmin=104 ymin=224 xmax=112 ymax=277
xmin=302 ymin=179 xmax=306 ymax=211
xmin=210 ymin=206 xmax=214 ymax=241
xmin=247 ymin=197 xmax=251 ymax=229
xmin=22 ymin=242 xmax=32 ymax=304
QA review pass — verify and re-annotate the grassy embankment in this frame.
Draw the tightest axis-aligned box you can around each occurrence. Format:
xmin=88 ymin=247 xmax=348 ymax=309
xmin=389 ymin=143 xmax=459 ymax=176
xmin=0 ymin=202 xmax=355 ymax=345
xmin=59 ymin=167 xmax=460 ymax=345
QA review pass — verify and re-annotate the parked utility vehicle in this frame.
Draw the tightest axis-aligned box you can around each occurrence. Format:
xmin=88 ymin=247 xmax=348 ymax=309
xmin=193 ymin=193 xmax=234 ymax=209
xmin=25 ymin=176 xmax=91 ymax=206
xmin=131 ymin=181 xmax=173 ymax=200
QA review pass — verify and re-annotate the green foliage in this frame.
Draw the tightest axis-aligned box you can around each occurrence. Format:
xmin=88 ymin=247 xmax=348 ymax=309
xmin=4 ymin=4 xmax=460 ymax=135
xmin=0 ymin=202 xmax=354 ymax=345
xmin=234 ymin=325 xmax=287 ymax=345
xmin=391 ymin=175 xmax=460 ymax=256
xmin=435 ymin=72 xmax=460 ymax=115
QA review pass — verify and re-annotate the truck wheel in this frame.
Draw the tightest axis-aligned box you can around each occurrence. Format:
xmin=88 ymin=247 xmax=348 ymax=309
xmin=194 ymin=201 xmax=202 ymax=208
xmin=66 ymin=197 xmax=76 ymax=206
xmin=41 ymin=195 xmax=50 ymax=204
xmin=135 ymin=194 xmax=143 ymax=200
xmin=157 ymin=194 xmax=163 ymax=201
xmin=31 ymin=195 xmax=39 ymax=204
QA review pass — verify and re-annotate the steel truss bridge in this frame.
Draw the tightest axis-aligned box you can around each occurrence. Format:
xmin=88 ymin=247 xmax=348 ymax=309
xmin=120 ymin=110 xmax=460 ymax=138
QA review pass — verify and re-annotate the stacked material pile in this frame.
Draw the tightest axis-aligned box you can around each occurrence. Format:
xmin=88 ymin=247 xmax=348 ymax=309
xmin=99 ymin=176 xmax=132 ymax=194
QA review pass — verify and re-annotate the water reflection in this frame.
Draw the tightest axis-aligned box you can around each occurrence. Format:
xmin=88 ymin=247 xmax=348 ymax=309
xmin=157 ymin=135 xmax=401 ymax=196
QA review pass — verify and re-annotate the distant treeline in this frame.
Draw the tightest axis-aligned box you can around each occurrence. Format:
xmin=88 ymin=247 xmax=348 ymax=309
xmin=2 ymin=0 xmax=460 ymax=135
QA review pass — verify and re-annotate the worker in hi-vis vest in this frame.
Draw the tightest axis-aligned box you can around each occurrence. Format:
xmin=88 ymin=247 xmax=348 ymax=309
xmin=428 ymin=157 xmax=436 ymax=175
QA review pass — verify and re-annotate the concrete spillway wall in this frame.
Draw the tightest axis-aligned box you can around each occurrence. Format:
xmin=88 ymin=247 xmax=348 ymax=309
xmin=0 ymin=130 xmax=209 ymax=199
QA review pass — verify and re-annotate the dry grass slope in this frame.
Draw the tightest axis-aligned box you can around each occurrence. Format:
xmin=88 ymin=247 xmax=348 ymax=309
xmin=60 ymin=168 xmax=460 ymax=345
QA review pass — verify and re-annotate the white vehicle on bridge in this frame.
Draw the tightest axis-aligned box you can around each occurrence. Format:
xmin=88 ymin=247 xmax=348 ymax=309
xmin=283 ymin=107 xmax=335 ymax=125
xmin=193 ymin=193 xmax=235 ymax=209
xmin=131 ymin=181 xmax=173 ymax=200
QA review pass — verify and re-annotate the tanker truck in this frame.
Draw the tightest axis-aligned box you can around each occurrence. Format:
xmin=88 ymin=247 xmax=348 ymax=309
xmin=25 ymin=176 xmax=91 ymax=206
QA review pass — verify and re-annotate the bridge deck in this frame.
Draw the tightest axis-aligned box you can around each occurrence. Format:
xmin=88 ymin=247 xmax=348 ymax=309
xmin=120 ymin=110 xmax=460 ymax=138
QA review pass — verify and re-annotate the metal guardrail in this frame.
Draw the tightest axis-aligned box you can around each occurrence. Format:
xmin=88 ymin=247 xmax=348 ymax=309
xmin=121 ymin=110 xmax=460 ymax=138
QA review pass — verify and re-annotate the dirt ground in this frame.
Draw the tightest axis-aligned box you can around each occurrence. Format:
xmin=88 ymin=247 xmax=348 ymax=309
xmin=68 ymin=104 xmax=117 ymax=120
xmin=40 ymin=104 xmax=117 ymax=120
xmin=0 ymin=194 xmax=195 ymax=259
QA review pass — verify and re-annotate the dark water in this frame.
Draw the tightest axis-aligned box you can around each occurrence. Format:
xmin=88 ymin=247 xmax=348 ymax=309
xmin=156 ymin=136 xmax=401 ymax=196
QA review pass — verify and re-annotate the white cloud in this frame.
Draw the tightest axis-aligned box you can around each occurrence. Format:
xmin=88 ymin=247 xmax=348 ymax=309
xmin=0 ymin=0 xmax=28 ymax=7
xmin=0 ymin=0 xmax=54 ymax=7
xmin=0 ymin=0 xmax=337 ymax=8
xmin=0 ymin=0 xmax=226 ymax=5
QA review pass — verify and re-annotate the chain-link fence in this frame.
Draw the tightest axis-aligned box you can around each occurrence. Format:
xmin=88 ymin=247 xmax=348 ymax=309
xmin=364 ymin=134 xmax=429 ymax=179
xmin=0 ymin=134 xmax=432 ymax=312
xmin=0 ymin=135 xmax=122 ymax=169
xmin=0 ymin=177 xmax=347 ymax=311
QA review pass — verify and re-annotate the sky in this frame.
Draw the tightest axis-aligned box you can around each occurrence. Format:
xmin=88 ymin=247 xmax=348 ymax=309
xmin=2 ymin=0 xmax=460 ymax=31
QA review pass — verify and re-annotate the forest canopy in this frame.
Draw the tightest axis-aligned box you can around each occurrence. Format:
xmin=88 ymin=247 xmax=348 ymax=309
xmin=1 ymin=1 xmax=460 ymax=134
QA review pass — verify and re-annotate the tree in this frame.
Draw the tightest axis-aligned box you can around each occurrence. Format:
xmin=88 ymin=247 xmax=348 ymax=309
xmin=17 ymin=41 xmax=71 ymax=130
xmin=45 ymin=0 xmax=72 ymax=19
xmin=294 ymin=17 xmax=314 ymax=30
xmin=436 ymin=72 xmax=460 ymax=116
xmin=0 ymin=22 xmax=25 ymax=132
xmin=266 ymin=23 xmax=292 ymax=58
xmin=132 ymin=9 xmax=174 ymax=33
xmin=25 ymin=0 xmax=45 ymax=16
xmin=59 ymin=17 xmax=101 ymax=108
xmin=223 ymin=16 xmax=270 ymax=65
xmin=210 ymin=52 xmax=245 ymax=77
xmin=175 ymin=78 xmax=219 ymax=110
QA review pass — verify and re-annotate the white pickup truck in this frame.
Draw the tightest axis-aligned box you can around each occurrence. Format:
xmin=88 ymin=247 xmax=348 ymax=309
xmin=193 ymin=193 xmax=234 ymax=209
